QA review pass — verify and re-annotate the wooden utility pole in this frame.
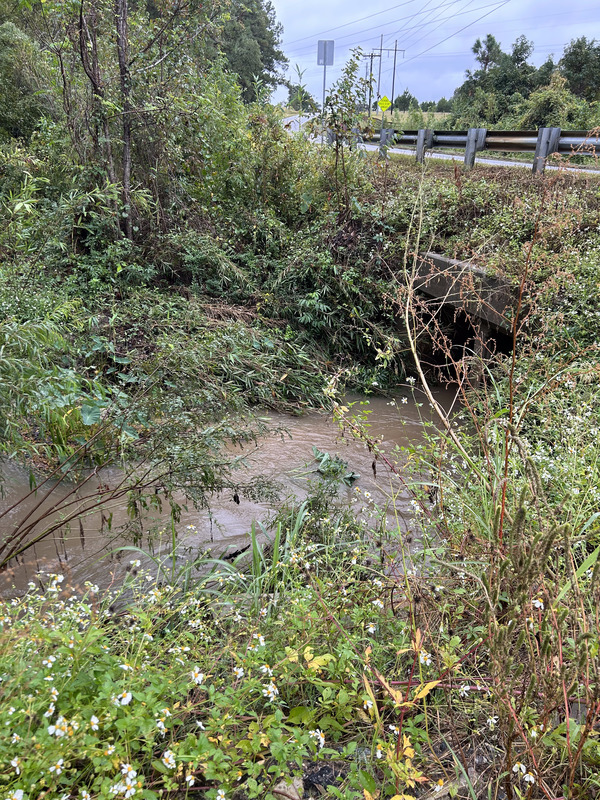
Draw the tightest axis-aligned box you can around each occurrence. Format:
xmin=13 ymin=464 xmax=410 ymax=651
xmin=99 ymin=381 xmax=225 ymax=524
xmin=362 ymin=42 xmax=404 ymax=121
xmin=390 ymin=41 xmax=398 ymax=121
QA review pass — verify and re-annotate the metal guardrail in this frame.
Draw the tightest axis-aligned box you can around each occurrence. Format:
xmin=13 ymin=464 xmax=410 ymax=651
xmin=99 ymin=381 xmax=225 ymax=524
xmin=376 ymin=127 xmax=600 ymax=173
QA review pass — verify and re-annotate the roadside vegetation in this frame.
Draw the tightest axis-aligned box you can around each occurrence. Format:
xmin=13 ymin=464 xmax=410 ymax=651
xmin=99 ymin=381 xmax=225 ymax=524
xmin=1 ymin=6 xmax=600 ymax=799
xmin=383 ymin=34 xmax=600 ymax=132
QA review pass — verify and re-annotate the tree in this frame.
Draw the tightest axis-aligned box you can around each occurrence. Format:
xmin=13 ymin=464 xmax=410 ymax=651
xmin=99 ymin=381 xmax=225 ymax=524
xmin=472 ymin=33 xmax=502 ymax=72
xmin=436 ymin=97 xmax=452 ymax=112
xmin=394 ymin=89 xmax=417 ymax=111
xmin=452 ymin=35 xmax=542 ymax=126
xmin=517 ymin=73 xmax=591 ymax=129
xmin=560 ymin=37 xmax=600 ymax=102
xmin=535 ymin=55 xmax=557 ymax=89
xmin=20 ymin=0 xmax=235 ymax=240
xmin=220 ymin=0 xmax=287 ymax=102
xmin=510 ymin=35 xmax=534 ymax=67
xmin=0 ymin=22 xmax=52 ymax=140
xmin=287 ymin=84 xmax=318 ymax=113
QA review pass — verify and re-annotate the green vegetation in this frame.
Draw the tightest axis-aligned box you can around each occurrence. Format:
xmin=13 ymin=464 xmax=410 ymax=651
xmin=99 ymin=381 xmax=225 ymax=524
xmin=1 ymin=10 xmax=600 ymax=800
xmin=393 ymin=34 xmax=600 ymax=131
xmin=219 ymin=0 xmax=287 ymax=102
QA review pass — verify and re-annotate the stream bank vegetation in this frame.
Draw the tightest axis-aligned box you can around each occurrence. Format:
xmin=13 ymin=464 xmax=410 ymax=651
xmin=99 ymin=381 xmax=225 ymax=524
xmin=1 ymin=29 xmax=600 ymax=800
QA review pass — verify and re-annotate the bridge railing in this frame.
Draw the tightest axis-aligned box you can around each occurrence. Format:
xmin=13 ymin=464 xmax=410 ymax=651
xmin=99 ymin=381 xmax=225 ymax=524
xmin=376 ymin=127 xmax=599 ymax=173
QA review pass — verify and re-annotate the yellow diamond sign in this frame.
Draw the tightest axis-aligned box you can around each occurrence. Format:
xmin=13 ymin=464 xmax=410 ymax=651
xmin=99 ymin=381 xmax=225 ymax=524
xmin=378 ymin=95 xmax=391 ymax=112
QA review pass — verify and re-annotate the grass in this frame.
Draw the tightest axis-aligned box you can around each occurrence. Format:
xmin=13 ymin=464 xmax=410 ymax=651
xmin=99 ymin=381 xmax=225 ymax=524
xmin=2 ymin=376 xmax=600 ymax=800
xmin=2 ymin=114 xmax=600 ymax=800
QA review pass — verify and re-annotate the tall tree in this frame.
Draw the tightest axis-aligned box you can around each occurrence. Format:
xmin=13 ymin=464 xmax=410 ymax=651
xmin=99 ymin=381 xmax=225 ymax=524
xmin=21 ymin=0 xmax=227 ymax=239
xmin=472 ymin=33 xmax=502 ymax=72
xmin=220 ymin=0 xmax=287 ymax=101
xmin=452 ymin=35 xmax=541 ymax=126
xmin=510 ymin=34 xmax=533 ymax=67
xmin=560 ymin=37 xmax=600 ymax=102
xmin=394 ymin=88 xmax=417 ymax=111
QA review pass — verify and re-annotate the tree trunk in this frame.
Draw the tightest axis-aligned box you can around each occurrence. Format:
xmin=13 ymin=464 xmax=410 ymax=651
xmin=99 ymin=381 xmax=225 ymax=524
xmin=78 ymin=1 xmax=117 ymax=185
xmin=115 ymin=0 xmax=133 ymax=239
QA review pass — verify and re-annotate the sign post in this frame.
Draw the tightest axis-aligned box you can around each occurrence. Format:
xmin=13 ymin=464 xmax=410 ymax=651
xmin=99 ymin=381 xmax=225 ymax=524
xmin=378 ymin=96 xmax=392 ymax=157
xmin=317 ymin=40 xmax=334 ymax=142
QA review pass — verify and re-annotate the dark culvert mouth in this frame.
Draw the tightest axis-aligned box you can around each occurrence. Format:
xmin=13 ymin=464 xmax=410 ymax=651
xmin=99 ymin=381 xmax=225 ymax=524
xmin=416 ymin=305 xmax=514 ymax=382
xmin=448 ymin=309 xmax=514 ymax=363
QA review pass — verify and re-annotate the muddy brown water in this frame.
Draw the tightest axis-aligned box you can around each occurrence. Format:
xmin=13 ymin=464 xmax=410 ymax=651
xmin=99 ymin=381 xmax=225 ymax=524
xmin=0 ymin=391 xmax=457 ymax=596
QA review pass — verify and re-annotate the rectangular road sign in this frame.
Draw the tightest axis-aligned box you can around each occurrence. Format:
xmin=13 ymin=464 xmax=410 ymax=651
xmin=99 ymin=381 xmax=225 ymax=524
xmin=317 ymin=40 xmax=334 ymax=66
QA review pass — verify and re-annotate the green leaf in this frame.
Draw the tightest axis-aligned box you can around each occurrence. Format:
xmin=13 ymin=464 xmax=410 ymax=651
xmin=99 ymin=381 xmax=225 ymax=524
xmin=81 ymin=403 xmax=102 ymax=425
xmin=337 ymin=689 xmax=349 ymax=705
xmin=556 ymin=543 xmax=600 ymax=603
xmin=318 ymin=714 xmax=344 ymax=731
xmin=287 ymin=706 xmax=311 ymax=724
xmin=358 ymin=770 xmax=377 ymax=793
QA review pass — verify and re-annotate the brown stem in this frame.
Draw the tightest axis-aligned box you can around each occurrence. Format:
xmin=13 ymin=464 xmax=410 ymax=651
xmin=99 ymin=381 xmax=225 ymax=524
xmin=115 ymin=0 xmax=132 ymax=238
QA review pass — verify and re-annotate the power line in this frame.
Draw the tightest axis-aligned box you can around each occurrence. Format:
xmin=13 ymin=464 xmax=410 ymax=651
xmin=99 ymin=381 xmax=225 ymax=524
xmin=287 ymin=0 xmax=501 ymax=59
xmin=399 ymin=0 xmax=512 ymax=66
xmin=281 ymin=0 xmax=416 ymax=46
xmin=284 ymin=0 xmax=461 ymax=56
xmin=284 ymin=0 xmax=598 ymax=59
xmin=410 ymin=44 xmax=566 ymax=58
xmin=376 ymin=0 xmax=510 ymax=85
xmin=382 ymin=0 xmax=461 ymax=49
xmin=378 ymin=0 xmax=589 ymax=80
xmin=284 ymin=0 xmax=456 ymax=55
xmin=390 ymin=0 xmax=480 ymax=53
xmin=385 ymin=0 xmax=477 ymax=52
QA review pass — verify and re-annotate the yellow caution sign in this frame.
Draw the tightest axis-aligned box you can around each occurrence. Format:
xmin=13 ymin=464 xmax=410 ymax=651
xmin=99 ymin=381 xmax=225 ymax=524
xmin=378 ymin=96 xmax=391 ymax=112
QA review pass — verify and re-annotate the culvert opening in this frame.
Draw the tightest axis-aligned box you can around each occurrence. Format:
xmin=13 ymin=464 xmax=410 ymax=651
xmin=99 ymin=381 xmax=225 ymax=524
xmin=417 ymin=305 xmax=514 ymax=382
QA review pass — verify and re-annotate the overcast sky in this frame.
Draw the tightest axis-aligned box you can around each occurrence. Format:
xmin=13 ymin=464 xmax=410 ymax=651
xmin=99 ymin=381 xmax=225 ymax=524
xmin=270 ymin=0 xmax=600 ymax=106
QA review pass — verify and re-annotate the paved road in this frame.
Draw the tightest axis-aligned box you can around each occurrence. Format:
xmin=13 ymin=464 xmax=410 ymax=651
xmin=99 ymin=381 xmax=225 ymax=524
xmin=361 ymin=142 xmax=600 ymax=173
xmin=281 ymin=115 xmax=600 ymax=174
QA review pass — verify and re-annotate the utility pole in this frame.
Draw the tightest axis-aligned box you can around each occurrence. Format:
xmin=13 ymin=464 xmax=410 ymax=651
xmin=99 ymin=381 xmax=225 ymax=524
xmin=390 ymin=41 xmax=398 ymax=124
xmin=367 ymin=51 xmax=377 ymax=119
xmin=377 ymin=34 xmax=383 ymax=99
xmin=361 ymin=42 xmax=404 ymax=122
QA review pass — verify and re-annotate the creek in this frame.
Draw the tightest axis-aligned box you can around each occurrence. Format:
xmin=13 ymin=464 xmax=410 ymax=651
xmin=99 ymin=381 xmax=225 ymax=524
xmin=0 ymin=390 xmax=457 ymax=595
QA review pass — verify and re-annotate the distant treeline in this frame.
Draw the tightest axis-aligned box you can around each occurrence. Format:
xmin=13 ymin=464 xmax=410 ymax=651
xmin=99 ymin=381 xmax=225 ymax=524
xmin=389 ymin=35 xmax=600 ymax=130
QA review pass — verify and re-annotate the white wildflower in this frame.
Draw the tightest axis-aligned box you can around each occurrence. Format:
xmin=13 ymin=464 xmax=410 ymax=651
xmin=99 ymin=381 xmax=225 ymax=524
xmin=309 ymin=728 xmax=325 ymax=749
xmin=49 ymin=758 xmax=64 ymax=774
xmin=190 ymin=667 xmax=204 ymax=685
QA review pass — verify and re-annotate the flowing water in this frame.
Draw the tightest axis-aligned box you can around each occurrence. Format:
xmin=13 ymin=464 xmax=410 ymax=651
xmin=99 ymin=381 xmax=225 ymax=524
xmin=0 ymin=390 xmax=457 ymax=595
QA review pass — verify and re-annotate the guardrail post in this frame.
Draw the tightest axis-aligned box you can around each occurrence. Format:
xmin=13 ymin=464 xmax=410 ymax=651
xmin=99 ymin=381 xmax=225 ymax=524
xmin=533 ymin=127 xmax=561 ymax=173
xmin=464 ymin=128 xmax=487 ymax=168
xmin=379 ymin=128 xmax=395 ymax=159
xmin=416 ymin=129 xmax=434 ymax=163
xmin=350 ymin=126 xmax=362 ymax=150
